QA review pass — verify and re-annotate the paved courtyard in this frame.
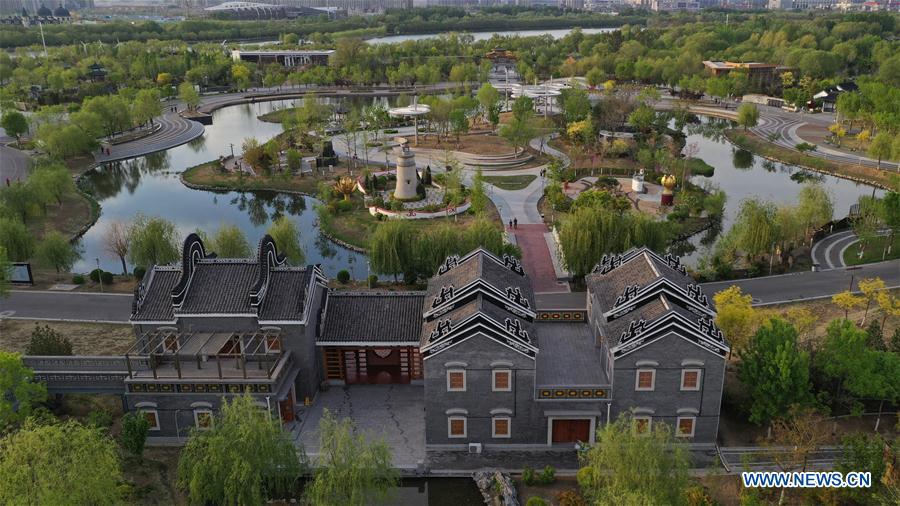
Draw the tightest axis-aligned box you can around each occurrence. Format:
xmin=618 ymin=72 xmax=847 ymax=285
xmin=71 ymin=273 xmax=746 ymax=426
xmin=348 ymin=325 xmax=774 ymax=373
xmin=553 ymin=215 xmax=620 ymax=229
xmin=292 ymin=384 xmax=426 ymax=470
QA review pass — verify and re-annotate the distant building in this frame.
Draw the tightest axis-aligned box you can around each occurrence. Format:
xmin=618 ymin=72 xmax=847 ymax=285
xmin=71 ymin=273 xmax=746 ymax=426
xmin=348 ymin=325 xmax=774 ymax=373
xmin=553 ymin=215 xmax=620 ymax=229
xmin=703 ymin=60 xmax=792 ymax=92
xmin=231 ymin=49 xmax=335 ymax=68
xmin=205 ymin=1 xmax=326 ymax=18
xmin=650 ymin=0 xmax=699 ymax=9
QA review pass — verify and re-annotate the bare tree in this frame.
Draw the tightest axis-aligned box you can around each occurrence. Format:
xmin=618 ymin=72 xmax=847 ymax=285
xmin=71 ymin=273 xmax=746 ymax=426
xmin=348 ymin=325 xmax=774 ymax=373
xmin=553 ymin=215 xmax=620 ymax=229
xmin=104 ymin=221 xmax=130 ymax=274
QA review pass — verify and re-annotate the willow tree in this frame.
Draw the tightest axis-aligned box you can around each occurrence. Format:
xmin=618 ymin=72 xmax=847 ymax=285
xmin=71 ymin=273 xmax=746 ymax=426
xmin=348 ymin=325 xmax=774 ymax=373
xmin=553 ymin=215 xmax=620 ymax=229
xmin=579 ymin=413 xmax=690 ymax=505
xmin=177 ymin=395 xmax=303 ymax=505
xmin=0 ymin=420 xmax=122 ymax=505
xmin=306 ymin=409 xmax=398 ymax=506
xmin=796 ymin=183 xmax=834 ymax=240
xmin=369 ymin=220 xmax=415 ymax=281
xmin=267 ymin=216 xmax=305 ymax=264
xmin=558 ymin=206 xmax=669 ymax=279
xmin=128 ymin=214 xmax=180 ymax=268
xmin=732 ymin=198 xmax=779 ymax=260
xmin=210 ymin=225 xmax=251 ymax=258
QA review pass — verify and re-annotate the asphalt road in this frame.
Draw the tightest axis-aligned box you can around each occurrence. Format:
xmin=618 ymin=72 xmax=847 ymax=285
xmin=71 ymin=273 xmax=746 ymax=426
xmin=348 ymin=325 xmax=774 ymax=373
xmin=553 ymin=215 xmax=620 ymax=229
xmin=0 ymin=144 xmax=32 ymax=183
xmin=0 ymin=290 xmax=133 ymax=323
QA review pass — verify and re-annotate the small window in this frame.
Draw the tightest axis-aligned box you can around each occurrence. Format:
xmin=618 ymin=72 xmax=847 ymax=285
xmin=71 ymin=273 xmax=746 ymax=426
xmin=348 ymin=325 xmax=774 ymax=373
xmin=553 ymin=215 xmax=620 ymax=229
xmin=194 ymin=409 xmax=214 ymax=430
xmin=492 ymin=369 xmax=511 ymax=392
xmin=635 ymin=369 xmax=655 ymax=391
xmin=633 ymin=416 xmax=651 ymax=434
xmin=141 ymin=409 xmax=160 ymax=431
xmin=448 ymin=416 xmax=467 ymax=438
xmin=681 ymin=369 xmax=701 ymax=391
xmin=447 ymin=369 xmax=466 ymax=392
xmin=265 ymin=335 xmax=281 ymax=352
xmin=492 ymin=417 xmax=511 ymax=438
xmin=676 ymin=416 xmax=696 ymax=438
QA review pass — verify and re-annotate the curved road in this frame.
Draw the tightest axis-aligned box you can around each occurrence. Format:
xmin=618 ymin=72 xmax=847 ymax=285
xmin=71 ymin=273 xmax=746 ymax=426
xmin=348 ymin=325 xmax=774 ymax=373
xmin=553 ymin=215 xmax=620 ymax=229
xmin=810 ymin=230 xmax=858 ymax=270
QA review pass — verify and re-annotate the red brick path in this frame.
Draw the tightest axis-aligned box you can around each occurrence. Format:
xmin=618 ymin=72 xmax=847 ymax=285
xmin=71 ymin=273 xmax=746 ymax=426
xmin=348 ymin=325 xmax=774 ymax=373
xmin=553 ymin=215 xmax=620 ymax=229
xmin=511 ymin=224 xmax=569 ymax=294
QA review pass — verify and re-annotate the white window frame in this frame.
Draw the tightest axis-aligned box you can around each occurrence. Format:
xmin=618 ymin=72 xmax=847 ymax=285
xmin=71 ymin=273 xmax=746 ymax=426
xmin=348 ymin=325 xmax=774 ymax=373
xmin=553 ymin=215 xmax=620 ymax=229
xmin=492 ymin=369 xmax=512 ymax=392
xmin=446 ymin=369 xmax=466 ymax=392
xmin=447 ymin=416 xmax=467 ymax=438
xmin=193 ymin=408 xmax=214 ymax=430
xmin=633 ymin=415 xmax=652 ymax=434
xmin=492 ymin=416 xmax=511 ymax=438
xmin=140 ymin=409 xmax=161 ymax=431
xmin=635 ymin=369 xmax=656 ymax=391
xmin=676 ymin=416 xmax=696 ymax=438
xmin=680 ymin=368 xmax=701 ymax=391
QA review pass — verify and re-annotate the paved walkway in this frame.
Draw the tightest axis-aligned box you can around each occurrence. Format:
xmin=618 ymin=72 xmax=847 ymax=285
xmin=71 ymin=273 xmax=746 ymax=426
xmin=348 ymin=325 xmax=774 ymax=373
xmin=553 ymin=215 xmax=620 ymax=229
xmin=0 ymin=144 xmax=32 ymax=183
xmin=810 ymin=230 xmax=857 ymax=270
xmin=292 ymin=384 xmax=425 ymax=470
xmin=0 ymin=289 xmax=132 ymax=323
xmin=94 ymin=110 xmax=205 ymax=164
xmin=511 ymin=224 xmax=569 ymax=293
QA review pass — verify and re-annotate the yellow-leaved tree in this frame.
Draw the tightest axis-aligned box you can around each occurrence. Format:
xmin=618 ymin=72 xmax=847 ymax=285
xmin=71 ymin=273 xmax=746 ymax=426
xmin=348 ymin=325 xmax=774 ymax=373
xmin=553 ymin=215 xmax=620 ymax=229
xmin=713 ymin=286 xmax=760 ymax=357
xmin=832 ymin=290 xmax=865 ymax=320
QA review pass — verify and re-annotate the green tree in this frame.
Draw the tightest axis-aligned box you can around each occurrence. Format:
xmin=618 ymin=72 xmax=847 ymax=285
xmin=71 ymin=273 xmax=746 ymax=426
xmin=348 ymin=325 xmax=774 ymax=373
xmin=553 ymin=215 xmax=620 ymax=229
xmin=267 ymin=216 xmax=304 ymax=264
xmin=1 ymin=110 xmax=28 ymax=147
xmin=475 ymin=82 xmax=500 ymax=128
xmin=559 ymin=88 xmax=591 ymax=123
xmin=177 ymin=395 xmax=302 ymax=506
xmin=579 ymin=413 xmax=691 ymax=505
xmin=449 ymin=109 xmax=468 ymax=146
xmin=795 ymin=183 xmax=833 ymax=239
xmin=37 ymin=231 xmax=79 ymax=275
xmin=736 ymin=103 xmax=759 ymax=130
xmin=128 ymin=214 xmax=180 ymax=268
xmin=0 ymin=351 xmax=47 ymax=429
xmin=627 ymin=103 xmax=656 ymax=133
xmin=0 ymin=217 xmax=34 ymax=261
xmin=209 ymin=224 xmax=251 ymax=258
xmin=732 ymin=197 xmax=778 ymax=260
xmin=178 ymin=81 xmax=200 ymax=111
xmin=0 ymin=420 xmax=122 ymax=505
xmin=0 ymin=246 xmax=9 ymax=298
xmin=0 ymin=182 xmax=35 ymax=222
xmin=132 ymin=88 xmax=162 ymax=126
xmin=868 ymin=132 xmax=892 ymax=169
xmin=738 ymin=318 xmax=813 ymax=427
xmin=29 ymin=162 xmax=73 ymax=206
xmin=369 ymin=220 xmax=415 ymax=281
xmin=306 ymin=409 xmax=399 ymax=506
xmin=120 ymin=411 xmax=150 ymax=459
xmin=25 ymin=324 xmax=73 ymax=355
xmin=469 ymin=168 xmax=487 ymax=216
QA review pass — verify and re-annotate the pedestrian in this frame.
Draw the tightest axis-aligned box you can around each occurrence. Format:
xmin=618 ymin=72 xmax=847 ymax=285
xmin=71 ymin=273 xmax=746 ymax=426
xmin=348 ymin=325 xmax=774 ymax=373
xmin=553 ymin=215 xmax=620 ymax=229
xmin=508 ymin=219 xmax=513 ymax=229
xmin=106 ymin=147 xmax=111 ymax=155
xmin=513 ymin=218 xmax=518 ymax=229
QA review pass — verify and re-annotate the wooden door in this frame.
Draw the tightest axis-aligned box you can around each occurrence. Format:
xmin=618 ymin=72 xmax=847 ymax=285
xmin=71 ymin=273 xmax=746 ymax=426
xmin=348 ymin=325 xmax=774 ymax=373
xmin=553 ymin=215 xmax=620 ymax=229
xmin=551 ymin=419 xmax=591 ymax=444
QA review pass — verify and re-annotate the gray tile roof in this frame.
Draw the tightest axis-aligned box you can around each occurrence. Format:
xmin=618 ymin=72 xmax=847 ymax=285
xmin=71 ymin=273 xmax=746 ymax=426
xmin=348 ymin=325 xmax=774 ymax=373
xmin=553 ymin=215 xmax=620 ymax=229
xmin=259 ymin=269 xmax=313 ymax=321
xmin=131 ymin=268 xmax=179 ymax=321
xmin=319 ymin=292 xmax=425 ymax=344
xmin=535 ymin=322 xmax=609 ymax=387
xmin=177 ymin=260 xmax=259 ymax=314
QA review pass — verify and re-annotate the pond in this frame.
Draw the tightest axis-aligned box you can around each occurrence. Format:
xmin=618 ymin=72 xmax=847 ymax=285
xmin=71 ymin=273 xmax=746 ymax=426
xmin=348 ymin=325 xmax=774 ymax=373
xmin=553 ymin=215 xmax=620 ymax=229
xmin=677 ymin=117 xmax=884 ymax=264
xmin=75 ymin=97 xmax=398 ymax=276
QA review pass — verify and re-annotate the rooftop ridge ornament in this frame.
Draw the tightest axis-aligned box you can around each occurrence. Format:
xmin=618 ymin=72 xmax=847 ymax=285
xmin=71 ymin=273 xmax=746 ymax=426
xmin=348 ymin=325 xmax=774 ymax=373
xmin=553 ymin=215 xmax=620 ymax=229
xmin=503 ymin=254 xmax=525 ymax=276
xmin=620 ymin=318 xmax=646 ymax=343
xmin=664 ymin=253 xmax=687 ymax=275
xmin=615 ymin=284 xmax=640 ymax=307
xmin=592 ymin=253 xmax=623 ymax=275
xmin=504 ymin=318 xmax=530 ymax=343
xmin=438 ymin=255 xmax=459 ymax=275
xmin=698 ymin=317 xmax=724 ymax=343
xmin=505 ymin=286 xmax=529 ymax=309
xmin=429 ymin=319 xmax=452 ymax=343
xmin=432 ymin=285 xmax=454 ymax=308
xmin=686 ymin=283 xmax=709 ymax=307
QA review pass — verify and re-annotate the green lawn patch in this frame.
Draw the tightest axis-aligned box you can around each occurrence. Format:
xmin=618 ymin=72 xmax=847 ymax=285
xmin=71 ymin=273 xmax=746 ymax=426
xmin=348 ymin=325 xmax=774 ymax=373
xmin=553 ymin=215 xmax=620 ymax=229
xmin=482 ymin=174 xmax=536 ymax=191
xmin=843 ymin=234 xmax=899 ymax=266
xmin=685 ymin=157 xmax=714 ymax=177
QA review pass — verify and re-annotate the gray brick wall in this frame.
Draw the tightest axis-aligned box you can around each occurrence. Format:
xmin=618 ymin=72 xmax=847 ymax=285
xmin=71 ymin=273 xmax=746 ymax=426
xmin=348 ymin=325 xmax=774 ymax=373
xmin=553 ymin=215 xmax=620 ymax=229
xmin=611 ymin=331 xmax=725 ymax=444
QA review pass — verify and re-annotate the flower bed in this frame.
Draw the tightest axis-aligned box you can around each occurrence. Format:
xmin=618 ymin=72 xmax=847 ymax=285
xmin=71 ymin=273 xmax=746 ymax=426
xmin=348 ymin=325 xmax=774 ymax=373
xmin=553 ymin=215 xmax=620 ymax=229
xmin=368 ymin=199 xmax=471 ymax=219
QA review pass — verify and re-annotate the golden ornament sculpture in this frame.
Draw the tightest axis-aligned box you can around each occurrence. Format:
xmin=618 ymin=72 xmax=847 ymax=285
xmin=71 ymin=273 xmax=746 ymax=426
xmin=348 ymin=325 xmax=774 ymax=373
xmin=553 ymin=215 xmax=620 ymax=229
xmin=334 ymin=176 xmax=357 ymax=201
xmin=661 ymin=174 xmax=677 ymax=192
xmin=660 ymin=174 xmax=676 ymax=206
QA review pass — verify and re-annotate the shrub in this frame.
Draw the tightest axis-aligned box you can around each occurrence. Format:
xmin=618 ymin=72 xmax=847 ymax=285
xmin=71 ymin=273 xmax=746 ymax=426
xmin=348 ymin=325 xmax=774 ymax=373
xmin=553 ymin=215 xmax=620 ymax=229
xmin=384 ymin=128 xmax=399 ymax=134
xmin=371 ymin=196 xmax=385 ymax=209
xmin=525 ymin=498 xmax=547 ymax=506
xmin=684 ymin=484 xmax=714 ymax=506
xmin=538 ymin=465 xmax=556 ymax=485
xmin=522 ymin=466 xmax=536 ymax=485
xmin=133 ymin=266 xmax=146 ymax=280
xmin=336 ymin=270 xmax=351 ymax=284
xmin=89 ymin=268 xmax=103 ymax=283
xmin=555 ymin=490 xmax=586 ymax=506
xmin=335 ymin=200 xmax=354 ymax=213
xmin=100 ymin=271 xmax=114 ymax=285
xmin=403 ymin=270 xmax=417 ymax=286
xmin=26 ymin=324 xmax=73 ymax=355
xmin=87 ymin=409 xmax=114 ymax=429
xmin=367 ymin=274 xmax=378 ymax=288
xmin=576 ymin=466 xmax=594 ymax=490
xmin=72 ymin=274 xmax=85 ymax=284
xmin=121 ymin=411 xmax=150 ymax=458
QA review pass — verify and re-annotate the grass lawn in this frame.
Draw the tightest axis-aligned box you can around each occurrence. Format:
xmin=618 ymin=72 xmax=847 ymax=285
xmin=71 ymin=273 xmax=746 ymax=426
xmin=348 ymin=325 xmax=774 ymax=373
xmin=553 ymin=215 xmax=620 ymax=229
xmin=843 ymin=234 xmax=899 ymax=266
xmin=181 ymin=160 xmax=378 ymax=195
xmin=482 ymin=174 xmax=536 ymax=190
xmin=23 ymin=189 xmax=95 ymax=242
xmin=0 ymin=319 xmax=136 ymax=355
xmin=725 ymin=130 xmax=893 ymax=188
xmin=318 ymin=195 xmax=502 ymax=251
